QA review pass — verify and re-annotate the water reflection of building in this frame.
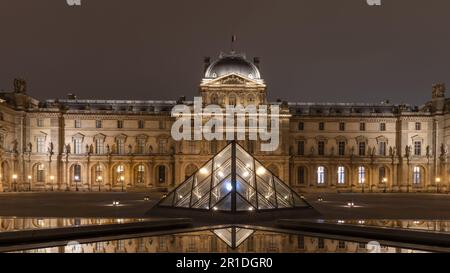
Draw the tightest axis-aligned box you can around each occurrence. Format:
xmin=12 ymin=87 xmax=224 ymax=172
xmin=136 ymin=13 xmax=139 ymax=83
xmin=16 ymin=231 xmax=425 ymax=253
xmin=1 ymin=53 xmax=450 ymax=193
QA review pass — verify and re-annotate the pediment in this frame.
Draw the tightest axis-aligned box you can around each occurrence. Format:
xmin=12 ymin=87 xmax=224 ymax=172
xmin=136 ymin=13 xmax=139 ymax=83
xmin=201 ymin=73 xmax=265 ymax=87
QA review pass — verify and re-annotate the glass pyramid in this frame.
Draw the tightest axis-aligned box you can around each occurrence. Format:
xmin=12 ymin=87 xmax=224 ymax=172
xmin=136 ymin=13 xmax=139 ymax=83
xmin=157 ymin=142 xmax=310 ymax=212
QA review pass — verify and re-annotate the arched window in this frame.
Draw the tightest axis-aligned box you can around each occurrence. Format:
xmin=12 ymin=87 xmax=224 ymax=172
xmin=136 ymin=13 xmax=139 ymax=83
xmin=413 ymin=166 xmax=421 ymax=184
xmin=95 ymin=165 xmax=103 ymax=181
xmin=337 ymin=166 xmax=345 ymax=184
xmin=158 ymin=166 xmax=166 ymax=183
xmin=135 ymin=164 xmax=145 ymax=184
xmin=36 ymin=164 xmax=45 ymax=182
xmin=317 ymin=166 xmax=325 ymax=184
xmin=358 ymin=166 xmax=366 ymax=184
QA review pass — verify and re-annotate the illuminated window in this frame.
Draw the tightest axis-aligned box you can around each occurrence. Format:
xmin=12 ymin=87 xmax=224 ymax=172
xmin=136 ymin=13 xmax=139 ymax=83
xmin=74 ymin=165 xmax=81 ymax=182
xmin=337 ymin=166 xmax=345 ymax=184
xmin=379 ymin=167 xmax=386 ymax=183
xmin=413 ymin=166 xmax=421 ymax=184
xmin=116 ymin=138 xmax=125 ymax=154
xmin=36 ymin=137 xmax=45 ymax=153
xmin=135 ymin=164 xmax=145 ymax=184
xmin=317 ymin=166 xmax=325 ymax=184
xmin=358 ymin=166 xmax=366 ymax=184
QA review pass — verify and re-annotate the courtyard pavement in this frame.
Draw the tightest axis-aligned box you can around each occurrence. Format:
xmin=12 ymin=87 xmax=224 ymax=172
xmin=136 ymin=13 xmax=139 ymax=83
xmin=0 ymin=192 xmax=450 ymax=219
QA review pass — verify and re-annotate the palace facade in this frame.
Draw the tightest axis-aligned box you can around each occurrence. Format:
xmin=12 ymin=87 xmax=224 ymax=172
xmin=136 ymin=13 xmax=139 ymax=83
xmin=1 ymin=52 xmax=449 ymax=193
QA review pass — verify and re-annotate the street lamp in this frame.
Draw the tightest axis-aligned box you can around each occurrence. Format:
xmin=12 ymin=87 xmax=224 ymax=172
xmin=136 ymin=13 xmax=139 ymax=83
xmin=74 ymin=175 xmax=79 ymax=191
xmin=12 ymin=174 xmax=17 ymax=192
xmin=50 ymin=175 xmax=55 ymax=191
xmin=436 ymin=177 xmax=441 ymax=193
xmin=120 ymin=175 xmax=125 ymax=192
xmin=382 ymin=177 xmax=388 ymax=193
xmin=97 ymin=176 xmax=102 ymax=192
xmin=27 ymin=175 xmax=32 ymax=191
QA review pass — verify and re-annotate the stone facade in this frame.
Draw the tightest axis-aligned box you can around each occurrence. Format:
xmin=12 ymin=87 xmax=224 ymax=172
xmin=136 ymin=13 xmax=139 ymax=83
xmin=1 ymin=53 xmax=449 ymax=193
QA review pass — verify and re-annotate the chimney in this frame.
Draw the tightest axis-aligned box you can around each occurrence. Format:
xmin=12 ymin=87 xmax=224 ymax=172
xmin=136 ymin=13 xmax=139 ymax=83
xmin=431 ymin=83 xmax=445 ymax=113
xmin=203 ymin=57 xmax=211 ymax=73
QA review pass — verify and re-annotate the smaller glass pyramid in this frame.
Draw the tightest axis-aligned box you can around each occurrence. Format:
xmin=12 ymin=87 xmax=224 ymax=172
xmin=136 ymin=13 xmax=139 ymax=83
xmin=157 ymin=142 xmax=310 ymax=212
xmin=212 ymin=227 xmax=255 ymax=249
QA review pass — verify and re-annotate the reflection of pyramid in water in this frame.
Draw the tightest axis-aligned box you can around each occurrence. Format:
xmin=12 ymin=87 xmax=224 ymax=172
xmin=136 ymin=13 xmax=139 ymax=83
xmin=212 ymin=227 xmax=254 ymax=249
xmin=157 ymin=142 xmax=309 ymax=212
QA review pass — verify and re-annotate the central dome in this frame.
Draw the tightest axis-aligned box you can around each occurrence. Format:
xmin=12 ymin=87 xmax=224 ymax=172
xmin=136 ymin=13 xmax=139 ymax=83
xmin=204 ymin=53 xmax=261 ymax=80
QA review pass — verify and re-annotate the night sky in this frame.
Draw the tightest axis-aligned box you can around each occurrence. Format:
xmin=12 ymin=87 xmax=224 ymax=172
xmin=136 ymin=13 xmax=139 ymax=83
xmin=1 ymin=0 xmax=449 ymax=105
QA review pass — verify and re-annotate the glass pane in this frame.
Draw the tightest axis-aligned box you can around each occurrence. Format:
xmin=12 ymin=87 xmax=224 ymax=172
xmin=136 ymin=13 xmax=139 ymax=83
xmin=236 ymin=194 xmax=254 ymax=211
xmin=212 ymin=228 xmax=232 ymax=247
xmin=213 ymin=145 xmax=231 ymax=171
xmin=159 ymin=192 xmax=174 ymax=207
xmin=235 ymin=228 xmax=255 ymax=246
xmin=276 ymin=194 xmax=292 ymax=208
xmin=210 ymin=177 xmax=233 ymax=207
xmin=191 ymin=194 xmax=210 ymax=209
xmin=236 ymin=145 xmax=254 ymax=170
xmin=214 ymin=194 xmax=232 ymax=211
xmin=236 ymin=159 xmax=254 ymax=187
xmin=195 ymin=160 xmax=212 ymax=185
xmin=175 ymin=176 xmax=194 ymax=205
xmin=256 ymin=176 xmax=276 ymax=206
xmin=257 ymin=193 xmax=276 ymax=210
xmin=255 ymin=161 xmax=272 ymax=183
xmin=190 ymin=178 xmax=211 ymax=206
xmin=293 ymin=194 xmax=309 ymax=207
xmin=274 ymin=177 xmax=293 ymax=207
xmin=236 ymin=178 xmax=257 ymax=207
xmin=174 ymin=193 xmax=191 ymax=208
xmin=212 ymin=159 xmax=231 ymax=187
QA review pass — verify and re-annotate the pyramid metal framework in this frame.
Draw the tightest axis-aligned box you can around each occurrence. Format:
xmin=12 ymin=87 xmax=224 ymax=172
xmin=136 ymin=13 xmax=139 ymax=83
xmin=157 ymin=142 xmax=309 ymax=212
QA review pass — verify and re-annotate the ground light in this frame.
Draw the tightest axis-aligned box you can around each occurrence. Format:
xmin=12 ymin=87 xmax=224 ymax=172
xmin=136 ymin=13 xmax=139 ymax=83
xmin=347 ymin=201 xmax=355 ymax=207
xmin=317 ymin=197 xmax=323 ymax=202
xmin=144 ymin=196 xmax=150 ymax=201
xmin=112 ymin=200 xmax=120 ymax=206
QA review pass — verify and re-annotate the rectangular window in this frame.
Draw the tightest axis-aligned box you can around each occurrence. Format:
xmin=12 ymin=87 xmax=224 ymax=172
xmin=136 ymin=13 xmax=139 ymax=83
xmin=137 ymin=139 xmax=145 ymax=154
xmin=74 ymin=120 xmax=81 ymax=128
xmin=414 ymin=141 xmax=421 ymax=156
xmin=415 ymin=122 xmax=421 ymax=131
xmin=297 ymin=167 xmax=305 ymax=185
xmin=358 ymin=166 xmax=366 ymax=184
xmin=96 ymin=120 xmax=102 ymax=129
xmin=337 ymin=166 xmax=345 ymax=184
xmin=159 ymin=139 xmax=166 ymax=154
xmin=413 ymin=166 xmax=421 ymax=184
xmin=318 ymin=238 xmax=325 ymax=249
xmin=36 ymin=137 xmax=45 ymax=153
xmin=158 ymin=165 xmax=166 ymax=183
xmin=117 ymin=120 xmax=123 ymax=129
xmin=318 ymin=141 xmax=325 ymax=155
xmin=318 ymin=122 xmax=325 ymax=131
xmin=338 ymin=241 xmax=346 ymax=249
xmin=360 ymin=122 xmax=366 ymax=131
xmin=380 ymin=123 xmax=386 ymax=131
xmin=73 ymin=139 xmax=82 ymax=154
xmin=379 ymin=142 xmax=386 ymax=156
xmin=95 ymin=139 xmax=104 ymax=155
xmin=339 ymin=122 xmax=345 ymax=131
xmin=138 ymin=120 xmax=145 ymax=129
xmin=298 ymin=141 xmax=305 ymax=155
xmin=317 ymin=166 xmax=325 ymax=184
xmin=37 ymin=118 xmax=44 ymax=127
xmin=338 ymin=141 xmax=346 ymax=156
xmin=298 ymin=122 xmax=304 ymax=131
xmin=117 ymin=139 xmax=125 ymax=154
xmin=359 ymin=142 xmax=366 ymax=156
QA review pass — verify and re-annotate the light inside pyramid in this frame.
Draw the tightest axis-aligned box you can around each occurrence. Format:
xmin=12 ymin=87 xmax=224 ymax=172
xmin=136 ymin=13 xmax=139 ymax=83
xmin=157 ymin=142 xmax=309 ymax=211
